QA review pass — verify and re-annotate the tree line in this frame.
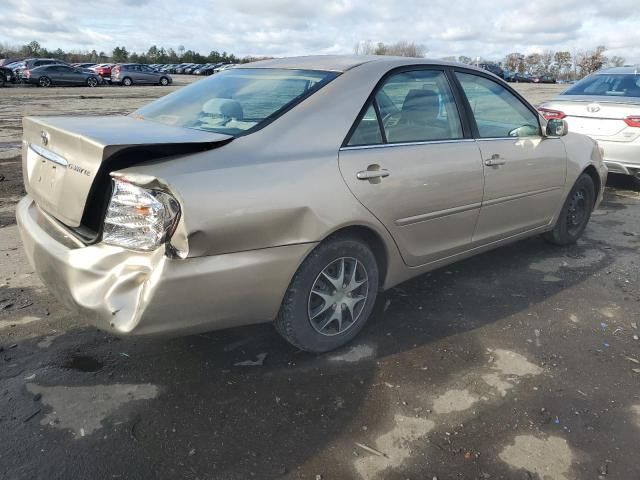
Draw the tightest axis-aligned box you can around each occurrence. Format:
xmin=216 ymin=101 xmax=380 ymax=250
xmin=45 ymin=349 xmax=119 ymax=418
xmin=0 ymin=40 xmax=265 ymax=65
xmin=353 ymin=41 xmax=626 ymax=80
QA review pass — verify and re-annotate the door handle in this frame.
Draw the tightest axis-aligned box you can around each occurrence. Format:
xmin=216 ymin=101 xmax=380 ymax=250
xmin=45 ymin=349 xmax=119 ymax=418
xmin=357 ymin=169 xmax=390 ymax=180
xmin=485 ymin=154 xmax=506 ymax=167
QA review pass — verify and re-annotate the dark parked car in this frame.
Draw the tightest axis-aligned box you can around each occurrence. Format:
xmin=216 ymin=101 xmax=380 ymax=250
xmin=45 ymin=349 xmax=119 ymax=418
xmin=23 ymin=65 xmax=102 ymax=87
xmin=0 ymin=66 xmax=14 ymax=86
xmin=13 ymin=58 xmax=69 ymax=80
xmin=0 ymin=58 xmax=23 ymax=67
xmin=509 ymin=73 xmax=533 ymax=83
xmin=196 ymin=63 xmax=224 ymax=75
xmin=479 ymin=63 xmax=506 ymax=79
xmin=532 ymin=75 xmax=557 ymax=84
xmin=111 ymin=63 xmax=172 ymax=86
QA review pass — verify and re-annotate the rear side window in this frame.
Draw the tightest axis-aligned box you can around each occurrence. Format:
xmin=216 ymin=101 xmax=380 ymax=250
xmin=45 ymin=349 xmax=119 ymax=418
xmin=347 ymin=105 xmax=383 ymax=146
xmin=456 ymin=72 xmax=540 ymax=138
xmin=347 ymin=69 xmax=463 ymax=145
xmin=564 ymin=74 xmax=640 ymax=98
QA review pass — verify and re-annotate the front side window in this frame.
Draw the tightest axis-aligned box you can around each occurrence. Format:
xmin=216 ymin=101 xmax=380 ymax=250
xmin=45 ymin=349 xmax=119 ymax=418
xmin=456 ymin=72 xmax=540 ymax=138
xmin=347 ymin=69 xmax=463 ymax=146
xmin=564 ymin=74 xmax=640 ymax=98
xmin=377 ymin=70 xmax=463 ymax=143
xmin=135 ymin=68 xmax=338 ymax=136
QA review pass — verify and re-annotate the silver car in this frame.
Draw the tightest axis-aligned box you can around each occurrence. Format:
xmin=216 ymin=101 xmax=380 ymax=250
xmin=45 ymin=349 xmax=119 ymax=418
xmin=111 ymin=63 xmax=173 ymax=86
xmin=17 ymin=56 xmax=606 ymax=352
xmin=539 ymin=66 xmax=640 ymax=184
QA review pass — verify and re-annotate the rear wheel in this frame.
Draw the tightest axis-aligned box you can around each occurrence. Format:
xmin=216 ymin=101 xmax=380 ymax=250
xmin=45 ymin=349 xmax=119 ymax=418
xmin=0 ymin=74 xmax=5 ymax=88
xmin=38 ymin=76 xmax=51 ymax=87
xmin=275 ymin=235 xmax=379 ymax=353
xmin=543 ymin=173 xmax=595 ymax=245
xmin=87 ymin=76 xmax=98 ymax=87
xmin=159 ymin=76 xmax=169 ymax=86
xmin=122 ymin=77 xmax=133 ymax=86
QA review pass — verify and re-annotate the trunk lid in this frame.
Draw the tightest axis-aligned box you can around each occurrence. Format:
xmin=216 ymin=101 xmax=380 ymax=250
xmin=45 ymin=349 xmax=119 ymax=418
xmin=544 ymin=96 xmax=640 ymax=141
xmin=22 ymin=115 xmax=231 ymax=227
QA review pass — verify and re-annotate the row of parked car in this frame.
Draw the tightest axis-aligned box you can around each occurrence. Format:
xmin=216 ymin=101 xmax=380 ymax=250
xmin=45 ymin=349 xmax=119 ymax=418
xmin=152 ymin=62 xmax=237 ymax=75
xmin=0 ymin=58 xmax=237 ymax=87
xmin=479 ymin=63 xmax=558 ymax=83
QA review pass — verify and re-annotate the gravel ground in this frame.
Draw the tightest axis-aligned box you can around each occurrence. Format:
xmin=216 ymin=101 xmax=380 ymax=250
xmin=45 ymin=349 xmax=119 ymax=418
xmin=1 ymin=79 xmax=640 ymax=480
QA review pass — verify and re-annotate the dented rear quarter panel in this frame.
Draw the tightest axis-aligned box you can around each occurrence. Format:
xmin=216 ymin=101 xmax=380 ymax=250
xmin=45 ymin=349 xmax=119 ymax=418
xmin=116 ymin=62 xmax=408 ymax=279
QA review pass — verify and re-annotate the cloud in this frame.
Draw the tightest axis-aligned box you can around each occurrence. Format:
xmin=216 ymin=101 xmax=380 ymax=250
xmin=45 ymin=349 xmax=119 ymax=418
xmin=0 ymin=0 xmax=638 ymax=62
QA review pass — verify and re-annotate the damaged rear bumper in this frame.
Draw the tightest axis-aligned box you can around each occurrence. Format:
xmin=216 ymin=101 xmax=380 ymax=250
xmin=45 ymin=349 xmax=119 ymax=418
xmin=16 ymin=196 xmax=315 ymax=336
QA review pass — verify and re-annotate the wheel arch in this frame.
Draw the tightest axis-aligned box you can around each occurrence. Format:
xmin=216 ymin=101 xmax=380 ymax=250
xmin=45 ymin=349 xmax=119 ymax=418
xmin=582 ymin=164 xmax=601 ymax=206
xmin=318 ymin=224 xmax=390 ymax=290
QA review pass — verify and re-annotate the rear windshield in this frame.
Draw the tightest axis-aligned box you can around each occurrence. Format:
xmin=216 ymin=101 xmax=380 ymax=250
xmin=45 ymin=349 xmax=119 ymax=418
xmin=134 ymin=68 xmax=338 ymax=136
xmin=564 ymin=73 xmax=640 ymax=97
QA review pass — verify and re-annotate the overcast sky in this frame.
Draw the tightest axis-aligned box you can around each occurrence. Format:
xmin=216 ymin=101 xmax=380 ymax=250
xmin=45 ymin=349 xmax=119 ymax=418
xmin=1 ymin=0 xmax=639 ymax=62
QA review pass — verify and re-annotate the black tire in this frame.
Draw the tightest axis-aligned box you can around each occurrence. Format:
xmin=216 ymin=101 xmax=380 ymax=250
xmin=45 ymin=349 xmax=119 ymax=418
xmin=0 ymin=74 xmax=5 ymax=88
xmin=632 ymin=175 xmax=640 ymax=189
xmin=38 ymin=76 xmax=51 ymax=87
xmin=122 ymin=77 xmax=133 ymax=86
xmin=543 ymin=173 xmax=595 ymax=245
xmin=275 ymin=235 xmax=379 ymax=353
xmin=159 ymin=76 xmax=169 ymax=86
xmin=87 ymin=76 xmax=98 ymax=87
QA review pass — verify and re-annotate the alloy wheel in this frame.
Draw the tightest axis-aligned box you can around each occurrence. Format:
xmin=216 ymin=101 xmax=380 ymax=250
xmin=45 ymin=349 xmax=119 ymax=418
xmin=307 ymin=257 xmax=369 ymax=336
xmin=39 ymin=77 xmax=50 ymax=87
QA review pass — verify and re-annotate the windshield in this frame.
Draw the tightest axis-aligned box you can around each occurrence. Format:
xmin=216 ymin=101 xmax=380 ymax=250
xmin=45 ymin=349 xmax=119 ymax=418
xmin=134 ymin=68 xmax=338 ymax=136
xmin=564 ymin=73 xmax=640 ymax=97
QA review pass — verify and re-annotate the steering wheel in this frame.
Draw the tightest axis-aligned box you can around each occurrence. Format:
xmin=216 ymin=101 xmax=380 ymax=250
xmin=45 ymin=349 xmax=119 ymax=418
xmin=382 ymin=111 xmax=402 ymax=129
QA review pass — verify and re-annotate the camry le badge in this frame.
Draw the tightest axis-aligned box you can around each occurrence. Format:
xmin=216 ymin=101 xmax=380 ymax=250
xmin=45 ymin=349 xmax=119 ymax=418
xmin=40 ymin=130 xmax=49 ymax=146
xmin=587 ymin=103 xmax=601 ymax=113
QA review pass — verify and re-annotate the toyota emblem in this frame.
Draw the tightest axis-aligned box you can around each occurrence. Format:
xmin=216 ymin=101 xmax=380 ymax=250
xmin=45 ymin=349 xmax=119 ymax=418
xmin=40 ymin=130 xmax=49 ymax=146
xmin=586 ymin=103 xmax=601 ymax=113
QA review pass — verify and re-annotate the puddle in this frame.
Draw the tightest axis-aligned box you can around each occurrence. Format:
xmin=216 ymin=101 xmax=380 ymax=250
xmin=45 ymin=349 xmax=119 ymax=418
xmin=61 ymin=354 xmax=104 ymax=373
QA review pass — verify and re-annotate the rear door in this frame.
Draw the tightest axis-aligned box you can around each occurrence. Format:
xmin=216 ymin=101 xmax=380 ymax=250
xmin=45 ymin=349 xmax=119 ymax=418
xmin=339 ymin=68 xmax=484 ymax=267
xmin=453 ymin=71 xmax=567 ymax=243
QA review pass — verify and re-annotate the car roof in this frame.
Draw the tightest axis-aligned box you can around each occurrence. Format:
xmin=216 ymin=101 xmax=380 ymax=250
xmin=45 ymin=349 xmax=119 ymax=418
xmin=236 ymin=54 xmax=471 ymax=73
xmin=596 ymin=66 xmax=640 ymax=74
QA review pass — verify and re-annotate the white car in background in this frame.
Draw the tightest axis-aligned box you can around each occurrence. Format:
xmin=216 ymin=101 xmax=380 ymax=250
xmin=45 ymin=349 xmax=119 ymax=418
xmin=539 ymin=66 xmax=640 ymax=185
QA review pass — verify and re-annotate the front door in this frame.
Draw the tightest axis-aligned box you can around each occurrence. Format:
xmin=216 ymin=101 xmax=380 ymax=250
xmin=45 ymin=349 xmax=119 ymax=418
xmin=339 ymin=68 xmax=484 ymax=267
xmin=454 ymin=71 xmax=567 ymax=243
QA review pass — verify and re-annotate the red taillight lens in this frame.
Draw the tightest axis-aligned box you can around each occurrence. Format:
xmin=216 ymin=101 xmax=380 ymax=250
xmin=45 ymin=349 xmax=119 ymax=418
xmin=538 ymin=108 xmax=566 ymax=120
xmin=624 ymin=116 xmax=640 ymax=128
xmin=24 ymin=70 xmax=31 ymax=78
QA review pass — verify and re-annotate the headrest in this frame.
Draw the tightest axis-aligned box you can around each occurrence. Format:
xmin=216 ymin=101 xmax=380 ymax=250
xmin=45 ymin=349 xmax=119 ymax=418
xmin=202 ymin=98 xmax=243 ymax=119
xmin=402 ymin=89 xmax=439 ymax=112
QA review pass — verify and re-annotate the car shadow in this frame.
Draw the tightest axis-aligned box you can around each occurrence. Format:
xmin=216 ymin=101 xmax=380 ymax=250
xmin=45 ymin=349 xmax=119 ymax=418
xmin=2 ymin=192 xmax=631 ymax=479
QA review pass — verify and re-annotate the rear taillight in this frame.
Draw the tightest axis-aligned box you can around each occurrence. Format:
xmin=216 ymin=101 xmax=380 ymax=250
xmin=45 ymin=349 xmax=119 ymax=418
xmin=624 ymin=116 xmax=640 ymax=128
xmin=24 ymin=70 xmax=31 ymax=78
xmin=102 ymin=178 xmax=180 ymax=251
xmin=538 ymin=108 xmax=566 ymax=120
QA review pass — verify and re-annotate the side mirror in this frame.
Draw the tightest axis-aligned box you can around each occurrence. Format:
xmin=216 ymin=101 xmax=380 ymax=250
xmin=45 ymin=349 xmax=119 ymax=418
xmin=546 ymin=119 xmax=568 ymax=137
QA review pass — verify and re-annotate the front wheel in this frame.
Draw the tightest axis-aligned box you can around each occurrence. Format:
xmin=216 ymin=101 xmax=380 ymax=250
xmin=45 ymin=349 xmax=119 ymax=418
xmin=159 ymin=77 xmax=169 ymax=86
xmin=543 ymin=173 xmax=595 ymax=245
xmin=275 ymin=235 xmax=379 ymax=353
xmin=87 ymin=76 xmax=98 ymax=87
